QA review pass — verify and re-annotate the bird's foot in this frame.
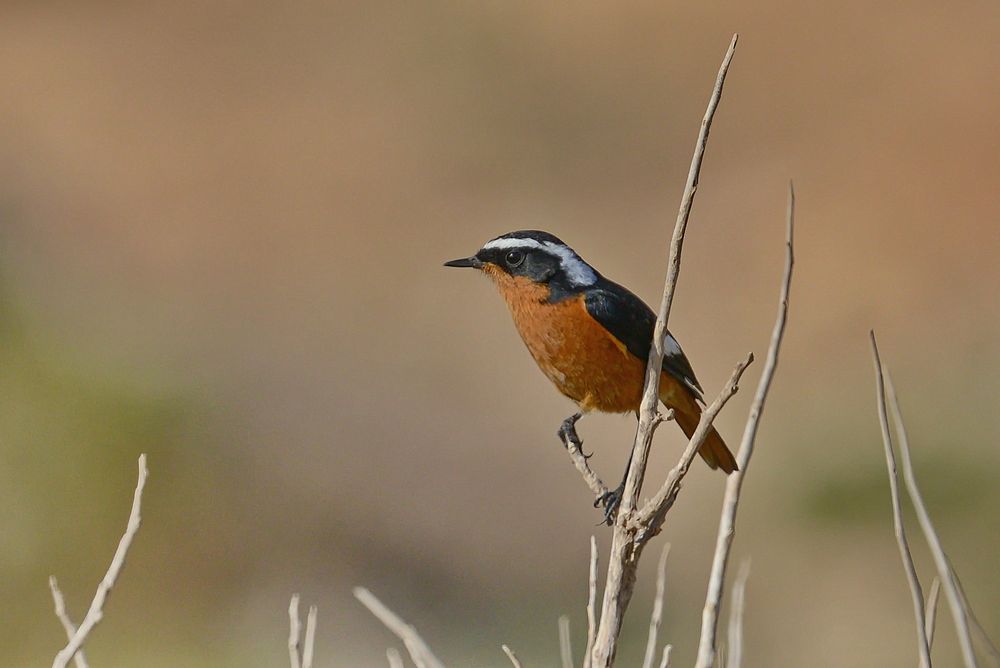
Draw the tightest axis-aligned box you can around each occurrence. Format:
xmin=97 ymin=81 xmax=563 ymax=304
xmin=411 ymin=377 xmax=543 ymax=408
xmin=594 ymin=484 xmax=624 ymax=526
xmin=558 ymin=412 xmax=592 ymax=459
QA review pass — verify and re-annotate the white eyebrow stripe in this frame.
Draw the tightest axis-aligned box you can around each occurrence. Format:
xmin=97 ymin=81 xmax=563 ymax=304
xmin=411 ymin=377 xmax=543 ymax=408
xmin=481 ymin=237 xmax=598 ymax=286
xmin=482 ymin=237 xmax=549 ymax=251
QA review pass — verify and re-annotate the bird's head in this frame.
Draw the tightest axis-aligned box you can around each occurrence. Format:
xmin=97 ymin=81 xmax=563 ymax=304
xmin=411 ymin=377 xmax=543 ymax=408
xmin=444 ymin=231 xmax=598 ymax=301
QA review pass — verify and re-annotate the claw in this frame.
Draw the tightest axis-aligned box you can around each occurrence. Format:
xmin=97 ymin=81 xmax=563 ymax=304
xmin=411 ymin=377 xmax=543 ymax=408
xmin=594 ymin=485 xmax=624 ymax=526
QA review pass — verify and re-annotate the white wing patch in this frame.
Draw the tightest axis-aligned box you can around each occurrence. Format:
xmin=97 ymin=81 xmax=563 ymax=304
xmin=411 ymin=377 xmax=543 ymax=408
xmin=482 ymin=237 xmax=598 ymax=287
xmin=665 ymin=334 xmax=703 ymax=400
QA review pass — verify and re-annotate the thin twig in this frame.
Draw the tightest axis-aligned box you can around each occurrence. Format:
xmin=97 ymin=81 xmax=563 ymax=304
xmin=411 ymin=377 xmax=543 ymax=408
xmin=642 ymin=544 xmax=672 ymax=668
xmin=887 ymin=373 xmax=979 ymax=668
xmin=694 ymin=182 xmax=795 ymax=668
xmin=584 ymin=536 xmax=599 ymax=668
xmin=559 ymin=615 xmax=573 ymax=668
xmin=870 ymin=334 xmax=931 ymax=668
xmin=502 ymin=644 xmax=523 ymax=668
xmin=726 ymin=559 xmax=751 ymax=668
xmin=303 ymin=604 xmax=318 ymax=668
xmin=289 ymin=595 xmax=303 ymax=668
xmin=48 ymin=577 xmax=89 ymax=668
xmin=52 ymin=454 xmax=149 ymax=668
xmin=354 ymin=587 xmax=445 ymax=668
xmin=559 ymin=414 xmax=610 ymax=500
xmin=658 ymin=644 xmax=673 ymax=668
xmin=387 ymin=648 xmax=405 ymax=668
xmin=926 ymin=576 xmax=941 ymax=650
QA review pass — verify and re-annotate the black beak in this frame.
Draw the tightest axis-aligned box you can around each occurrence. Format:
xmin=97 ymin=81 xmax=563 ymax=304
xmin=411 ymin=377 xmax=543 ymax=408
xmin=443 ymin=256 xmax=482 ymax=269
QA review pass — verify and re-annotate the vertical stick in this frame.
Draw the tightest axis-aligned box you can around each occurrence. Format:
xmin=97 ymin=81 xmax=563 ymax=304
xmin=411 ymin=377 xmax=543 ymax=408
xmin=694 ymin=183 xmax=794 ymax=668
xmin=870 ymin=334 xmax=932 ymax=668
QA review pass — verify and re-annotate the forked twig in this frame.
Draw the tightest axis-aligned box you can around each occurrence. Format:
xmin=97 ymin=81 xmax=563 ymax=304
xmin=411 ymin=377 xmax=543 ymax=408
xmin=593 ymin=352 xmax=751 ymax=667
xmin=52 ymin=454 xmax=149 ymax=668
xmin=48 ymin=577 xmax=89 ymax=668
xmin=887 ymin=373 xmax=980 ymax=668
xmin=288 ymin=595 xmax=318 ymax=668
xmin=354 ymin=587 xmax=445 ymax=668
xmin=636 ymin=356 xmax=754 ymax=531
xmin=870 ymin=334 xmax=932 ymax=668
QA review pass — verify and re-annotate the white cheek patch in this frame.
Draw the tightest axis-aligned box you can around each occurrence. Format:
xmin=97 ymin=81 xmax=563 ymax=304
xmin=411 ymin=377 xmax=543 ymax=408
xmin=481 ymin=237 xmax=598 ymax=287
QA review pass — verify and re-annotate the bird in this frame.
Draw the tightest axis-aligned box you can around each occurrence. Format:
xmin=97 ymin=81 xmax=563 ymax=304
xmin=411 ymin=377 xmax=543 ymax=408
xmin=444 ymin=230 xmax=737 ymax=520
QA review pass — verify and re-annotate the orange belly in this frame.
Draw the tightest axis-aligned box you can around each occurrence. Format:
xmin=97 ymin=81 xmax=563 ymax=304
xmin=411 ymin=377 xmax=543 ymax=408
xmin=491 ymin=274 xmax=690 ymax=414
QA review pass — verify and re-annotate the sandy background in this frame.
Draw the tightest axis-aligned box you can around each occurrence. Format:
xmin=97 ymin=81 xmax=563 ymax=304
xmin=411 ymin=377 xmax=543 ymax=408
xmin=2 ymin=2 xmax=998 ymax=666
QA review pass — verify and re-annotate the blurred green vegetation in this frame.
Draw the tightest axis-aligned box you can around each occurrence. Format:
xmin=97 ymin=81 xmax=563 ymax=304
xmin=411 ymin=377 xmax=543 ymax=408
xmin=803 ymin=456 xmax=994 ymax=525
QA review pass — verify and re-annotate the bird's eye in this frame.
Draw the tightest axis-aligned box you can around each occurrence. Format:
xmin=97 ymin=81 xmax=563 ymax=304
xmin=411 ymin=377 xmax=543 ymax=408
xmin=505 ymin=249 xmax=525 ymax=267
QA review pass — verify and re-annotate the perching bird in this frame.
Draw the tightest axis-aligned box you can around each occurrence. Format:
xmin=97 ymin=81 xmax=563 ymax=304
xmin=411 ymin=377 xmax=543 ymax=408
xmin=444 ymin=230 xmax=737 ymax=517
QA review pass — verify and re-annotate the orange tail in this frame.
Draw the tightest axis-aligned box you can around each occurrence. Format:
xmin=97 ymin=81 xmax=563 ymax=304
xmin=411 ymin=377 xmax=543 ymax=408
xmin=673 ymin=408 xmax=738 ymax=474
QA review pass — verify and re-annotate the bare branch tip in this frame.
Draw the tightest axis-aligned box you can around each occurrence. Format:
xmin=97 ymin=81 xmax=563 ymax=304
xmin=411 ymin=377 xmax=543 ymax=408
xmin=502 ymin=644 xmax=524 ymax=668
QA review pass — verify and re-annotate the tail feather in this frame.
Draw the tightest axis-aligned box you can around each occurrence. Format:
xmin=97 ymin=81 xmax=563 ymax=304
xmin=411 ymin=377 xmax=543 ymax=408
xmin=673 ymin=409 xmax=738 ymax=474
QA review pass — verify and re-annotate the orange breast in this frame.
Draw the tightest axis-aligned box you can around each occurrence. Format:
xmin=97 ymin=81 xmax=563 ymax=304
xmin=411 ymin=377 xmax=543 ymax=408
xmin=487 ymin=269 xmax=689 ymax=414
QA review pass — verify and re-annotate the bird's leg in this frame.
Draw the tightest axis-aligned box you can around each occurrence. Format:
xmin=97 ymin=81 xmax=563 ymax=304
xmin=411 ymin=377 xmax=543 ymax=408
xmin=594 ymin=446 xmax=633 ymax=525
xmin=557 ymin=412 xmax=592 ymax=458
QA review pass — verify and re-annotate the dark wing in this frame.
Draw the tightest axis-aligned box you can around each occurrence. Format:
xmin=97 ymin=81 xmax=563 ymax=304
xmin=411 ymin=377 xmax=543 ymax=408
xmin=583 ymin=285 xmax=704 ymax=401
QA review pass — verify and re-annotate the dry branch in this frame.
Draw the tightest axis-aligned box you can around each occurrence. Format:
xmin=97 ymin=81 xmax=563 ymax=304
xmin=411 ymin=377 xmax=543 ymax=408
xmin=559 ymin=414 xmax=610 ymax=500
xmin=870 ymin=334 xmax=932 ymax=668
xmin=559 ymin=615 xmax=573 ymax=668
xmin=592 ymin=353 xmax=751 ymax=667
xmin=583 ymin=536 xmax=599 ymax=668
xmin=635 ymin=357 xmax=753 ymax=531
xmin=725 ymin=559 xmax=751 ymax=668
xmin=303 ymin=603 xmax=318 ymax=668
xmin=926 ymin=577 xmax=941 ymax=650
xmin=501 ymin=644 xmax=524 ymax=668
xmin=658 ymin=644 xmax=673 ymax=668
xmin=52 ymin=454 xmax=148 ymax=668
xmin=641 ymin=544 xmax=671 ymax=668
xmin=387 ymin=648 xmax=406 ymax=668
xmin=887 ymin=374 xmax=979 ymax=668
xmin=289 ymin=595 xmax=303 ymax=668
xmin=354 ymin=587 xmax=445 ymax=668
xmin=694 ymin=183 xmax=795 ymax=668
xmin=48 ymin=577 xmax=89 ymax=668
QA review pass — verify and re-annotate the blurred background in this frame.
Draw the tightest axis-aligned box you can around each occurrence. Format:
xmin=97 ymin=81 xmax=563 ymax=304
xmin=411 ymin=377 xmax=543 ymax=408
xmin=2 ymin=2 xmax=998 ymax=666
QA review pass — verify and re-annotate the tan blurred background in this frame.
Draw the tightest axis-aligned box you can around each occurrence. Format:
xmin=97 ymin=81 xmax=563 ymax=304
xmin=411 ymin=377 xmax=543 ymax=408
xmin=2 ymin=2 xmax=998 ymax=666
